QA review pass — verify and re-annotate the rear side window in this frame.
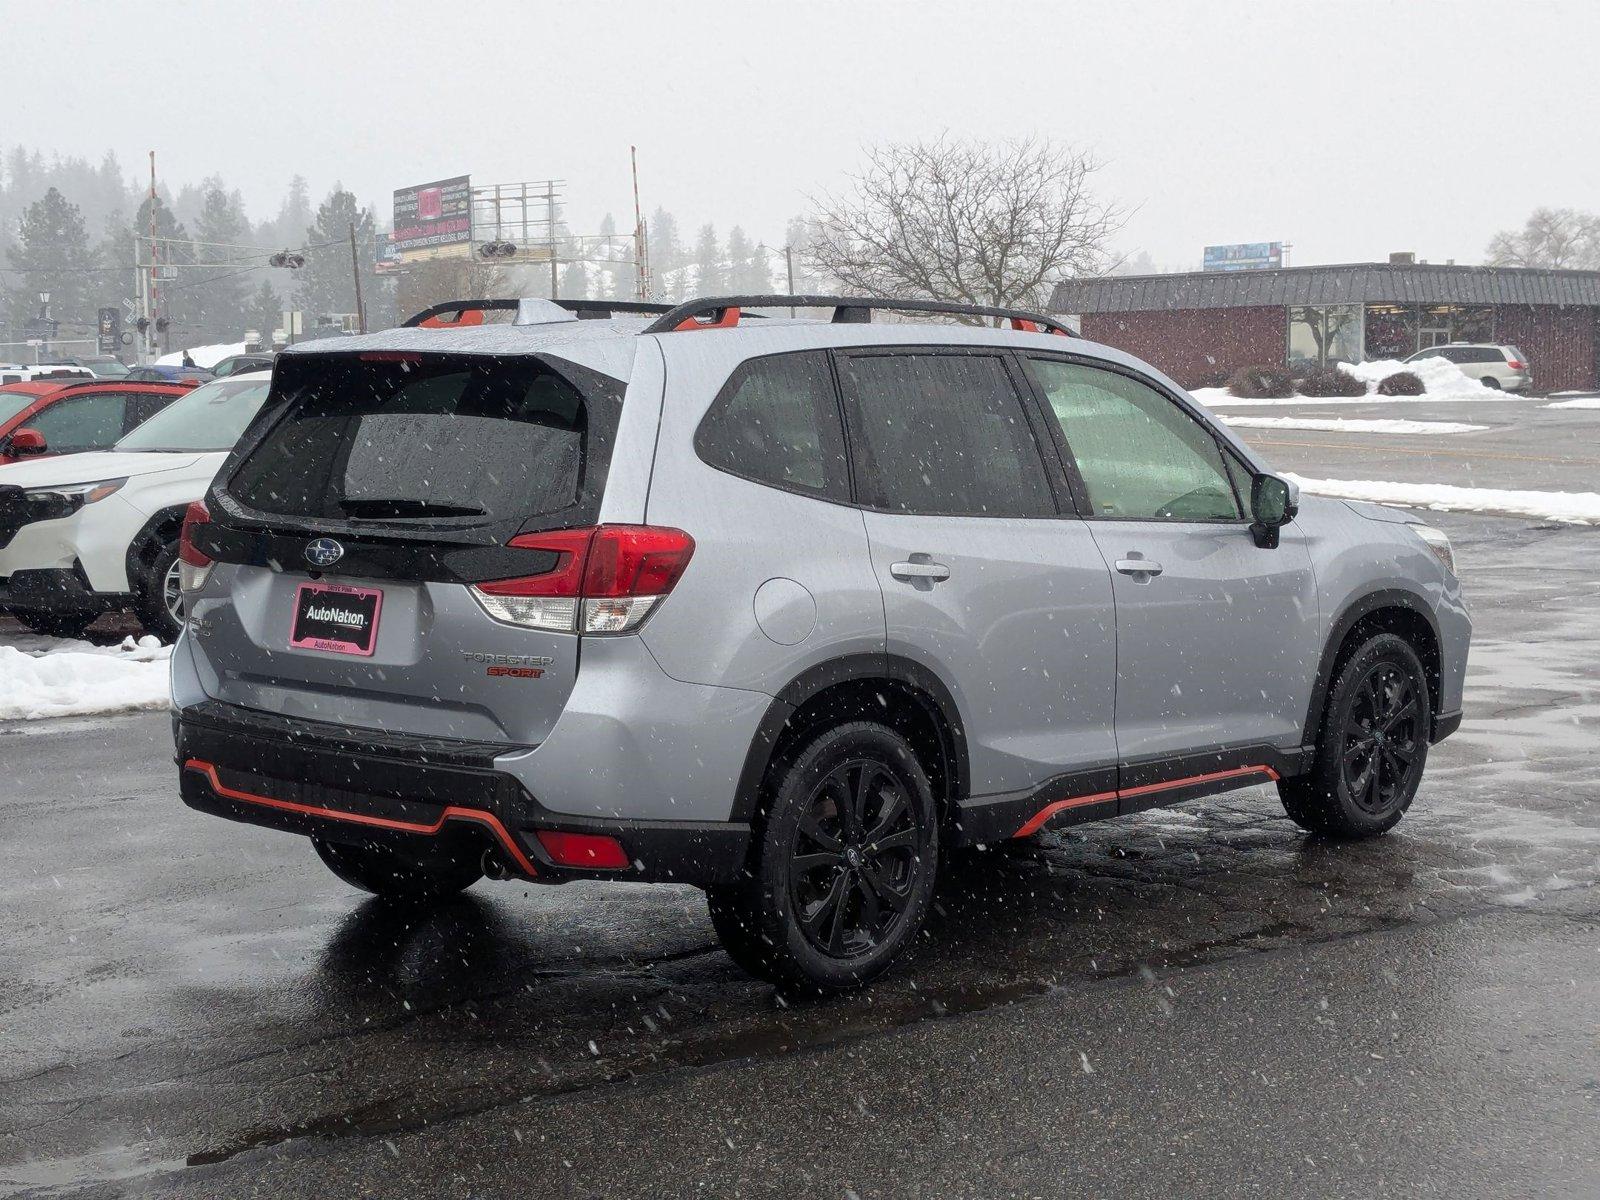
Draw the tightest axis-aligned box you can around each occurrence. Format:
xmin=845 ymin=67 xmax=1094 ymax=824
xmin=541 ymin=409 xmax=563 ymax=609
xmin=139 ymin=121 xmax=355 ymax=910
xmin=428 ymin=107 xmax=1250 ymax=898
xmin=694 ymin=351 xmax=849 ymax=501
xmin=27 ymin=392 xmax=127 ymax=452
xmin=226 ymin=354 xmax=618 ymax=527
xmin=837 ymin=353 xmax=1057 ymax=518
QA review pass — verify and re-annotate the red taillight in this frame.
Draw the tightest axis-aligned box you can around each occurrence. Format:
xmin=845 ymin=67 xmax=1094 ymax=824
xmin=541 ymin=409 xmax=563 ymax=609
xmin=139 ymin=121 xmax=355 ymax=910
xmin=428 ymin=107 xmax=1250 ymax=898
xmin=535 ymin=830 xmax=632 ymax=870
xmin=179 ymin=501 xmax=212 ymax=567
xmin=471 ymin=525 xmax=695 ymax=633
xmin=1506 ymin=360 xmax=1524 ymax=370
xmin=579 ymin=525 xmax=696 ymax=597
xmin=479 ymin=528 xmax=595 ymax=597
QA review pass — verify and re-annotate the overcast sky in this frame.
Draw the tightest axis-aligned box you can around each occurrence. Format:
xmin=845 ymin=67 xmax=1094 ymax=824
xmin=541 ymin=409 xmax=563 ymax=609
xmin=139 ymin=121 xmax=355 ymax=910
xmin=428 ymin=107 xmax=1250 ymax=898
xmin=12 ymin=0 xmax=1599 ymax=271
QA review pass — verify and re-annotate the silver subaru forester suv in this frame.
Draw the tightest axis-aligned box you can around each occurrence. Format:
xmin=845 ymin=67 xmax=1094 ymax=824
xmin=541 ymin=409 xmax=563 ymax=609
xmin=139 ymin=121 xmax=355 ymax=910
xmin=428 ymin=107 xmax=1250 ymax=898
xmin=173 ymin=294 xmax=1470 ymax=993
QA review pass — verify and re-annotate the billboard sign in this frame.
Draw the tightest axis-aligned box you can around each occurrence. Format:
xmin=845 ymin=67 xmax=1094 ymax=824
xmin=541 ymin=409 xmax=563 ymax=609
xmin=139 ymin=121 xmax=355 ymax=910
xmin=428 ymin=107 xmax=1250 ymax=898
xmin=375 ymin=233 xmax=402 ymax=275
xmin=1203 ymin=242 xmax=1284 ymax=272
xmin=97 ymin=307 xmax=120 ymax=354
xmin=392 ymin=175 xmax=472 ymax=258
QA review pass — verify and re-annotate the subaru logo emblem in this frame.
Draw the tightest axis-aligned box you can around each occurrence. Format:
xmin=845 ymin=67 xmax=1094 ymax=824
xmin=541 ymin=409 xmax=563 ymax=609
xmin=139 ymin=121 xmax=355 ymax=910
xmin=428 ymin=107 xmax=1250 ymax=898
xmin=305 ymin=538 xmax=344 ymax=567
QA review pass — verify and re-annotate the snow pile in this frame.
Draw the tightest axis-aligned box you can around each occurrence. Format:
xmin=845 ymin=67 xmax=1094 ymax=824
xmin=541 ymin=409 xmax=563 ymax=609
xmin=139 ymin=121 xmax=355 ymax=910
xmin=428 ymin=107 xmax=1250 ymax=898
xmin=0 ymin=635 xmax=172 ymax=720
xmin=1219 ymin=415 xmax=1487 ymax=435
xmin=1288 ymin=474 xmax=1600 ymax=525
xmin=1340 ymin=356 xmax=1504 ymax=399
xmin=1194 ymin=356 xmax=1522 ymax=408
xmin=156 ymin=342 xmax=246 ymax=369
xmin=1547 ymin=394 xmax=1600 ymax=410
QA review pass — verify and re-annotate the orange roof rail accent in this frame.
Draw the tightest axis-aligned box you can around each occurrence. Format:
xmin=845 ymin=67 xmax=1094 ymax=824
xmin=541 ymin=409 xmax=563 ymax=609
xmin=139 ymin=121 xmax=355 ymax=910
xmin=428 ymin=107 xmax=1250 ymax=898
xmin=673 ymin=306 xmax=741 ymax=332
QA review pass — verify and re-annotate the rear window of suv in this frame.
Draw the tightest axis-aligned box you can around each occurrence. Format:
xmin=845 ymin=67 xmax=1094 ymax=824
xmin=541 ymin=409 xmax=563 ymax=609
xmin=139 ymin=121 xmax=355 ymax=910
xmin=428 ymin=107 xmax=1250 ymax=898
xmin=225 ymin=353 xmax=620 ymax=527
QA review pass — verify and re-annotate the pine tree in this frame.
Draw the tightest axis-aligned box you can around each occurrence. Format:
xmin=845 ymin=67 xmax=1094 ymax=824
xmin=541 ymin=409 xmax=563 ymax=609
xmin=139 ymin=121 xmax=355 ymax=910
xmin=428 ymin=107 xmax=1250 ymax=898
xmin=103 ymin=193 xmax=199 ymax=350
xmin=299 ymin=185 xmax=377 ymax=332
xmin=726 ymin=225 xmax=770 ymax=294
xmin=249 ymin=279 xmax=280 ymax=348
xmin=5 ymin=187 xmax=98 ymax=337
xmin=190 ymin=182 xmax=252 ymax=343
xmin=559 ymin=259 xmax=591 ymax=300
xmin=649 ymin=208 xmax=684 ymax=299
xmin=692 ymin=224 xmax=724 ymax=295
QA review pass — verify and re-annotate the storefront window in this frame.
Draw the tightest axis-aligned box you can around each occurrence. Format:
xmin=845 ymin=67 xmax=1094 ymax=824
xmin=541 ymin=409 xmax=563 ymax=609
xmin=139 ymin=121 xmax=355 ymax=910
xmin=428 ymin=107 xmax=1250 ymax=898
xmin=1364 ymin=304 xmax=1418 ymax=360
xmin=1288 ymin=305 xmax=1364 ymax=369
xmin=1364 ymin=303 xmax=1496 ymax=360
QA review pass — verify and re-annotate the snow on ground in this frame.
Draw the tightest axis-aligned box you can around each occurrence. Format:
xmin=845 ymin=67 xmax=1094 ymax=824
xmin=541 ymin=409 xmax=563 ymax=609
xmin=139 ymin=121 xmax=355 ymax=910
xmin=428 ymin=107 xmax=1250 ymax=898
xmin=1218 ymin=415 xmax=1488 ymax=435
xmin=1287 ymin=474 xmax=1600 ymax=525
xmin=0 ymin=635 xmax=171 ymax=720
xmin=1195 ymin=356 xmax=1524 ymax=408
xmin=1546 ymin=395 xmax=1600 ymax=410
xmin=156 ymin=341 xmax=246 ymax=369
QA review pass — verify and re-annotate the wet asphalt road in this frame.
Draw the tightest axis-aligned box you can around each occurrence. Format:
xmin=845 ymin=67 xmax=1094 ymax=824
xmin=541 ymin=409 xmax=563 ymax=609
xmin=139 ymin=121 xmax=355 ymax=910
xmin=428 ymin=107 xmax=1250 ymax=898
xmin=4 ymin=428 xmax=1600 ymax=1195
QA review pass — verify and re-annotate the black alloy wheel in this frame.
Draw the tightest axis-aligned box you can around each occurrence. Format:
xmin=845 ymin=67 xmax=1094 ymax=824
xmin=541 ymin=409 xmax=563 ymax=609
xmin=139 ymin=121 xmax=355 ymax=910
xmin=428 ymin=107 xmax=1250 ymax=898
xmin=707 ymin=721 xmax=939 ymax=993
xmin=789 ymin=757 xmax=922 ymax=959
xmin=1340 ymin=661 xmax=1422 ymax=815
xmin=1280 ymin=631 xmax=1431 ymax=839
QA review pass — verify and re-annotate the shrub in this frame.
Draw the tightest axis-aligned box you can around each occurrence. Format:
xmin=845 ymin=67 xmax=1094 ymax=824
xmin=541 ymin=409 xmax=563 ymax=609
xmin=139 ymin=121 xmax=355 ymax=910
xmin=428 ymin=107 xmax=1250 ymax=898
xmin=1192 ymin=368 xmax=1233 ymax=390
xmin=1297 ymin=365 xmax=1368 ymax=397
xmin=1227 ymin=364 xmax=1295 ymax=399
xmin=1377 ymin=371 xmax=1426 ymax=396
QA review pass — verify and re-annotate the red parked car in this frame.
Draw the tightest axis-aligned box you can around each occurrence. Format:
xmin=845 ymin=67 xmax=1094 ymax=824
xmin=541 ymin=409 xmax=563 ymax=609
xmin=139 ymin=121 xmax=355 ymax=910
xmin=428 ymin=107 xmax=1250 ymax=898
xmin=0 ymin=378 xmax=199 ymax=466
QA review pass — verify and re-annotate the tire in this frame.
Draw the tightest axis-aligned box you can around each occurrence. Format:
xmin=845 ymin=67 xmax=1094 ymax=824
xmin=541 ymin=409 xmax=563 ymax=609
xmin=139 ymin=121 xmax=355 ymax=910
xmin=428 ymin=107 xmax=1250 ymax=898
xmin=133 ymin=539 xmax=184 ymax=643
xmin=312 ymin=836 xmax=483 ymax=901
xmin=1280 ymin=632 xmax=1430 ymax=839
xmin=1479 ymin=376 xmax=1501 ymax=390
xmin=8 ymin=608 xmax=97 ymax=639
xmin=706 ymin=721 xmax=940 ymax=994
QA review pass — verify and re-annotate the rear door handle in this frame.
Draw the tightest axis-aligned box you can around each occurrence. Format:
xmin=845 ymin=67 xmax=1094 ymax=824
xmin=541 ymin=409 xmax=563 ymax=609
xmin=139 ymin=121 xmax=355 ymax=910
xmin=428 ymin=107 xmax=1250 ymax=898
xmin=1115 ymin=559 xmax=1164 ymax=577
xmin=890 ymin=560 xmax=951 ymax=583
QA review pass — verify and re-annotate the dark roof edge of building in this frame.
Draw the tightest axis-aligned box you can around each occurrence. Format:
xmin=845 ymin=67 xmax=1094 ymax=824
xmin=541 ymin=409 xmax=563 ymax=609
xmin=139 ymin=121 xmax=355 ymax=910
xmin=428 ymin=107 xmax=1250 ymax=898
xmin=1051 ymin=261 xmax=1600 ymax=314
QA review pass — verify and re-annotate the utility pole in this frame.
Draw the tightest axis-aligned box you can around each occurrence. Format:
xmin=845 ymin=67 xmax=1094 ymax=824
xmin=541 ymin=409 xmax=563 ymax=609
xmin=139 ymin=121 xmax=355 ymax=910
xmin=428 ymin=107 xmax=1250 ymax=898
xmin=348 ymin=223 xmax=366 ymax=334
xmin=147 ymin=151 xmax=162 ymax=359
xmin=547 ymin=182 xmax=559 ymax=299
xmin=631 ymin=146 xmax=650 ymax=301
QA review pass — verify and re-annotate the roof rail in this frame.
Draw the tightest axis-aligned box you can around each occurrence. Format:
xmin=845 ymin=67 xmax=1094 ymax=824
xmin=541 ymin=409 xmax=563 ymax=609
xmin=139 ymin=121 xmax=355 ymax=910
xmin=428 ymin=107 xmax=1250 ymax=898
xmin=402 ymin=297 xmax=679 ymax=329
xmin=640 ymin=295 xmax=1077 ymax=336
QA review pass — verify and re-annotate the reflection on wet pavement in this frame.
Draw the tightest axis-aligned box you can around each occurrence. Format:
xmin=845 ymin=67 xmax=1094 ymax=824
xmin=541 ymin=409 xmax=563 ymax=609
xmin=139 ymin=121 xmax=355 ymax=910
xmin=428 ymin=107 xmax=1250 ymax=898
xmin=2 ymin=512 xmax=1597 ymax=1195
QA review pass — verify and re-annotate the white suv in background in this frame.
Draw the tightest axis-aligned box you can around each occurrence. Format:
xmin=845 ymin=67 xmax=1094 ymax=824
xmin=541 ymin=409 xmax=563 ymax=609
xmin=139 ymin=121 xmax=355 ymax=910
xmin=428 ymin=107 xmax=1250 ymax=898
xmin=0 ymin=371 xmax=271 ymax=640
xmin=1405 ymin=343 xmax=1532 ymax=392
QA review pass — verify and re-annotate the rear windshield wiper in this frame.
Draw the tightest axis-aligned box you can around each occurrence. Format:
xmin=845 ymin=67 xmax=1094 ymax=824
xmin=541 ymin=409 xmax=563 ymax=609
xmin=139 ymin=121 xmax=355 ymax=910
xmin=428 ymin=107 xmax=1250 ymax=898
xmin=338 ymin=498 xmax=489 ymax=519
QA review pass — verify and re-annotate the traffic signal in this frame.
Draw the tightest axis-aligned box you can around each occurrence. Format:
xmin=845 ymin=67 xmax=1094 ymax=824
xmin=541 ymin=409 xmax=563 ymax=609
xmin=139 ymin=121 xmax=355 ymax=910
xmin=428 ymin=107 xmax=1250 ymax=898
xmin=269 ymin=251 xmax=306 ymax=269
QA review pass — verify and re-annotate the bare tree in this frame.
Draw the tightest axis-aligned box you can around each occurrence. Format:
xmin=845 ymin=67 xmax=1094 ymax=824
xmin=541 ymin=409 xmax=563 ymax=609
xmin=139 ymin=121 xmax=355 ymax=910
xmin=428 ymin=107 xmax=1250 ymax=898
xmin=805 ymin=136 xmax=1123 ymax=314
xmin=1485 ymin=207 xmax=1600 ymax=270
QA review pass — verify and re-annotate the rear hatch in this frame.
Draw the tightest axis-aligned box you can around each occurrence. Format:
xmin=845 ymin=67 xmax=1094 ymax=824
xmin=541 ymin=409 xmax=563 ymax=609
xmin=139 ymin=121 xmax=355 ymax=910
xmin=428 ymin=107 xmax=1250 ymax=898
xmin=193 ymin=349 xmax=628 ymax=746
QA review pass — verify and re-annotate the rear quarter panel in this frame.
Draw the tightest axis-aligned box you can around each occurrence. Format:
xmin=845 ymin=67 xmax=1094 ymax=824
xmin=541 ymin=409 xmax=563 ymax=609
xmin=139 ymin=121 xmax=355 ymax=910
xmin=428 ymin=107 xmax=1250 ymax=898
xmin=637 ymin=334 xmax=885 ymax=697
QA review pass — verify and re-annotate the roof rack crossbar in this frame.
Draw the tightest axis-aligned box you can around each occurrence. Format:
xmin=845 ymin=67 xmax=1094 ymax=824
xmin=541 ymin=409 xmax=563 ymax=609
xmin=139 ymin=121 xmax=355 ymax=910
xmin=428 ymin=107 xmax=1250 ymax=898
xmin=640 ymin=295 xmax=1076 ymax=337
xmin=401 ymin=297 xmax=680 ymax=329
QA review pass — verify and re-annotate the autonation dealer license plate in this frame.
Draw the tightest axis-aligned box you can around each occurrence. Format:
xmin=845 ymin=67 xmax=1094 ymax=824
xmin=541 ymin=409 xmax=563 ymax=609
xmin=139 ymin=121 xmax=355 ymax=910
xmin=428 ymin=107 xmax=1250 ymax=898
xmin=289 ymin=581 xmax=383 ymax=656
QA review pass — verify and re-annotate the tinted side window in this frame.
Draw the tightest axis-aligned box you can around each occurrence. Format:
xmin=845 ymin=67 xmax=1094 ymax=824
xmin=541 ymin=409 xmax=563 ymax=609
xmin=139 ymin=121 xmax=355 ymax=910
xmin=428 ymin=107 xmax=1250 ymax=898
xmin=1028 ymin=359 xmax=1242 ymax=522
xmin=28 ymin=392 xmax=127 ymax=452
xmin=838 ymin=353 xmax=1056 ymax=518
xmin=694 ymin=351 xmax=848 ymax=501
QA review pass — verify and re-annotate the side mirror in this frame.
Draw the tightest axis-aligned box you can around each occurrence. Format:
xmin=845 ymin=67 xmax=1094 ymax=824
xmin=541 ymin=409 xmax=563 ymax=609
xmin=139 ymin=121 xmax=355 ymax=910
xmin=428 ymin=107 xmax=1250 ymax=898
xmin=10 ymin=428 xmax=47 ymax=457
xmin=1250 ymin=473 xmax=1297 ymax=549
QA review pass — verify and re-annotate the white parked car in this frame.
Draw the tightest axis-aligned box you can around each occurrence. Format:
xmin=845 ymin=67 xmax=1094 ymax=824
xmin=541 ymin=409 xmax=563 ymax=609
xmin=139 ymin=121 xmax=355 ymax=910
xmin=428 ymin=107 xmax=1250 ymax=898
xmin=0 ymin=371 xmax=271 ymax=640
xmin=1405 ymin=343 xmax=1531 ymax=392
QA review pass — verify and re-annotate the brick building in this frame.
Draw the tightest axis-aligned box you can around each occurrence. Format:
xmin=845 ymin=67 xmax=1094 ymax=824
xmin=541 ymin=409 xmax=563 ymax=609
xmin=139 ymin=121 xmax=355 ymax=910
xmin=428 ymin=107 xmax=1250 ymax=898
xmin=1050 ymin=261 xmax=1600 ymax=392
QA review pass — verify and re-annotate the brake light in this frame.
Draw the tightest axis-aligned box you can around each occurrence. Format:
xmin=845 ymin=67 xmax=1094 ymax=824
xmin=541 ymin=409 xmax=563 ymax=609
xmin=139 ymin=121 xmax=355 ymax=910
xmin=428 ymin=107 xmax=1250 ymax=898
xmin=470 ymin=525 xmax=695 ymax=634
xmin=1506 ymin=360 xmax=1525 ymax=370
xmin=178 ymin=501 xmax=213 ymax=597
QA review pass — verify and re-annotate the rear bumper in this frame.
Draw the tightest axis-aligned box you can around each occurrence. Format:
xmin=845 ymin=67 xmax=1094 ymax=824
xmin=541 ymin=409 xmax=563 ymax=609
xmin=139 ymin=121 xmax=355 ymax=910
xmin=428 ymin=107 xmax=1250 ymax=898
xmin=174 ymin=699 xmax=752 ymax=887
